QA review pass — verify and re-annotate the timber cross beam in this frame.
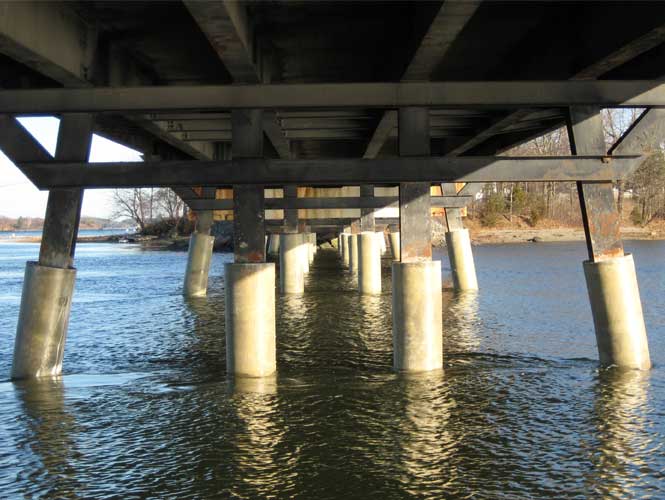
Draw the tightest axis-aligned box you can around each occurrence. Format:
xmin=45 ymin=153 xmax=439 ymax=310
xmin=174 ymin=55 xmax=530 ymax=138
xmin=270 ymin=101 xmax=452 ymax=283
xmin=18 ymin=155 xmax=641 ymax=189
xmin=1 ymin=81 xmax=665 ymax=113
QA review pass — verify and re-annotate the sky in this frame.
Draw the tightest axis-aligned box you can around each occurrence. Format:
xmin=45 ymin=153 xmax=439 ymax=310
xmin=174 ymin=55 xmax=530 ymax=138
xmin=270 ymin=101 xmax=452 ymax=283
xmin=0 ymin=117 xmax=142 ymax=219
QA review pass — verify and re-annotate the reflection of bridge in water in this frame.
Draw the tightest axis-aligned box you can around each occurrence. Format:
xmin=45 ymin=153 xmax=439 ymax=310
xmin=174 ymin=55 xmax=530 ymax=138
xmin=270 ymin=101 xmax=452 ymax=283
xmin=0 ymin=1 xmax=660 ymax=381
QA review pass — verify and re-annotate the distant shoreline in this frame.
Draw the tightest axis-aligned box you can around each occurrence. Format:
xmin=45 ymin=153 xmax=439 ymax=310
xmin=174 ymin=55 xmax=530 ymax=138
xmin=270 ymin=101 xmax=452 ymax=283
xmin=2 ymin=227 xmax=664 ymax=248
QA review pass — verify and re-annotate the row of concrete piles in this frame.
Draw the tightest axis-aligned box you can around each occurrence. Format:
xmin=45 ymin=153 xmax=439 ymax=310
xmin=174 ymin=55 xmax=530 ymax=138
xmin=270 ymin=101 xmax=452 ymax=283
xmin=9 ymin=107 xmax=651 ymax=382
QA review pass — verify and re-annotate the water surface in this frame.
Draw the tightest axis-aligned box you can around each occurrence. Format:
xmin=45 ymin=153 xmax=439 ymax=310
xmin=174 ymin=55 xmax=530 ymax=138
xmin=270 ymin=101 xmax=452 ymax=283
xmin=0 ymin=241 xmax=663 ymax=499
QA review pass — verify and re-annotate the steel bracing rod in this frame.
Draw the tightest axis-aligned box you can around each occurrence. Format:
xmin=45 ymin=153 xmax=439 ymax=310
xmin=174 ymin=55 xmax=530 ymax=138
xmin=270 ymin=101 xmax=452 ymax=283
xmin=2 ymin=81 xmax=665 ymax=113
xmin=19 ymin=155 xmax=641 ymax=189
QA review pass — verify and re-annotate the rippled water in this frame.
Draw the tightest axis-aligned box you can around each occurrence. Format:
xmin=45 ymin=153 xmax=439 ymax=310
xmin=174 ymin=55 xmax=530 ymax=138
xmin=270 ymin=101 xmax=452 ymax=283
xmin=0 ymin=240 xmax=664 ymax=499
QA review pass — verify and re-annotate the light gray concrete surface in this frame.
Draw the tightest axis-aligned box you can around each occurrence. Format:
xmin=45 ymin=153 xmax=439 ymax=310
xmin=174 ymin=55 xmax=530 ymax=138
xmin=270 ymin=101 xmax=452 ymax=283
xmin=349 ymin=234 xmax=359 ymax=273
xmin=389 ymin=231 xmax=400 ymax=261
xmin=279 ymin=233 xmax=305 ymax=294
xmin=583 ymin=253 xmax=651 ymax=370
xmin=225 ymin=262 xmax=276 ymax=377
xmin=183 ymin=232 xmax=215 ymax=297
xmin=377 ymin=231 xmax=387 ymax=255
xmin=12 ymin=262 xmax=77 ymax=379
xmin=341 ymin=233 xmax=350 ymax=267
xmin=359 ymin=231 xmax=381 ymax=294
xmin=445 ymin=229 xmax=478 ymax=290
xmin=392 ymin=260 xmax=443 ymax=372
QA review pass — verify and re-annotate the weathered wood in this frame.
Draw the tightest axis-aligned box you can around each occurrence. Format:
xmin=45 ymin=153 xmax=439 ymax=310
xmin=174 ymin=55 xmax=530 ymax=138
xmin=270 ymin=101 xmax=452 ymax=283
xmin=20 ymin=155 xmax=642 ymax=189
xmin=233 ymin=185 xmax=266 ymax=262
xmin=447 ymin=20 xmax=665 ymax=157
xmin=185 ymin=195 xmax=472 ymax=211
xmin=39 ymin=114 xmax=93 ymax=269
xmin=266 ymin=218 xmax=400 ymax=227
xmin=360 ymin=185 xmax=375 ymax=231
xmin=284 ymin=185 xmax=298 ymax=232
xmin=567 ymin=106 xmax=623 ymax=262
xmin=609 ymin=108 xmax=665 ymax=155
xmin=363 ymin=1 xmax=482 ymax=158
xmin=3 ymin=81 xmax=665 ymax=114
xmin=232 ymin=109 xmax=265 ymax=262
xmin=399 ymin=108 xmax=431 ymax=261
xmin=441 ymin=184 xmax=464 ymax=231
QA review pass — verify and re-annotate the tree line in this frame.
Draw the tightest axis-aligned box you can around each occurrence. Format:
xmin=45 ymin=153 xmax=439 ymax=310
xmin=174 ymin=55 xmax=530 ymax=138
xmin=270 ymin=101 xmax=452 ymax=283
xmin=471 ymin=109 xmax=665 ymax=227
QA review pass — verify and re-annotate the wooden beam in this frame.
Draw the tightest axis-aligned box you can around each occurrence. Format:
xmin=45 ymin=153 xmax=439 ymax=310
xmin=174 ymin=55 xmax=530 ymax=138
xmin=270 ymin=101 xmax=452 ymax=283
xmin=183 ymin=0 xmax=259 ymax=84
xmin=0 ymin=2 xmax=215 ymax=162
xmin=3 ymin=81 xmax=665 ymax=114
xmin=184 ymin=0 xmax=291 ymax=159
xmin=185 ymin=195 xmax=472 ymax=211
xmin=363 ymin=1 xmax=482 ymax=157
xmin=399 ymin=107 xmax=431 ymax=261
xmin=0 ymin=2 xmax=97 ymax=87
xmin=267 ymin=218 xmax=400 ymax=226
xmin=0 ymin=115 xmax=52 ymax=164
xmin=232 ymin=109 xmax=265 ymax=263
xmin=20 ymin=155 xmax=641 ymax=189
xmin=448 ymin=21 xmax=665 ymax=156
xmin=568 ymin=106 xmax=623 ymax=261
xmin=609 ymin=108 xmax=665 ymax=155
xmin=39 ymin=114 xmax=94 ymax=269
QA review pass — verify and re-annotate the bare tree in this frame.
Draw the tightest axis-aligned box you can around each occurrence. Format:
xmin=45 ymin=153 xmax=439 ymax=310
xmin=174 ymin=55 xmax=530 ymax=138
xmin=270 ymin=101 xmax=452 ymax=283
xmin=112 ymin=188 xmax=152 ymax=231
xmin=154 ymin=188 xmax=184 ymax=222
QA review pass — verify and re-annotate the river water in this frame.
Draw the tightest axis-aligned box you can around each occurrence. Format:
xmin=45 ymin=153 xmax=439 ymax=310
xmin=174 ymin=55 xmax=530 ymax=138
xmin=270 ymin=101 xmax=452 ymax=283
xmin=0 ymin=240 xmax=663 ymax=499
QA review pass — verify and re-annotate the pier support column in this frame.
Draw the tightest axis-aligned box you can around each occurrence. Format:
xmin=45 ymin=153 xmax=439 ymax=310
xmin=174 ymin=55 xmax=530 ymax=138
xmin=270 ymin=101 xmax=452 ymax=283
xmin=349 ymin=233 xmax=359 ymax=274
xmin=393 ymin=261 xmax=443 ymax=371
xmin=225 ymin=109 xmax=276 ymax=377
xmin=301 ymin=232 xmax=310 ymax=274
xmin=225 ymin=263 xmax=276 ymax=377
xmin=445 ymin=229 xmax=478 ymax=290
xmin=392 ymin=107 xmax=443 ymax=372
xmin=341 ymin=233 xmax=351 ymax=267
xmin=307 ymin=232 xmax=315 ymax=264
xmin=568 ymin=106 xmax=650 ymax=370
xmin=279 ymin=233 xmax=305 ymax=294
xmin=389 ymin=230 xmax=400 ymax=261
xmin=358 ymin=231 xmax=381 ymax=294
xmin=12 ymin=114 xmax=93 ymax=380
xmin=442 ymin=188 xmax=478 ymax=290
xmin=377 ymin=231 xmax=387 ymax=255
xmin=267 ymin=233 xmax=280 ymax=258
xmin=183 ymin=211 xmax=215 ymax=297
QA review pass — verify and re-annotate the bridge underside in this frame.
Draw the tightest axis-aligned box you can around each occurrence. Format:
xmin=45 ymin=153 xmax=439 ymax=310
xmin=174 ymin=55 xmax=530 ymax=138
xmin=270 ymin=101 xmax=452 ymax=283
xmin=1 ymin=0 xmax=661 ymax=378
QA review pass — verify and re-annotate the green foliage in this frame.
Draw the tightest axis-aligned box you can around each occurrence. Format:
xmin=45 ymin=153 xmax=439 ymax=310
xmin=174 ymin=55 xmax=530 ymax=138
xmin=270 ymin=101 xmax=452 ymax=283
xmin=512 ymin=185 xmax=528 ymax=215
xmin=480 ymin=191 xmax=506 ymax=227
xmin=13 ymin=216 xmax=29 ymax=230
xmin=630 ymin=206 xmax=645 ymax=226
xmin=527 ymin=194 xmax=546 ymax=227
